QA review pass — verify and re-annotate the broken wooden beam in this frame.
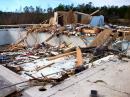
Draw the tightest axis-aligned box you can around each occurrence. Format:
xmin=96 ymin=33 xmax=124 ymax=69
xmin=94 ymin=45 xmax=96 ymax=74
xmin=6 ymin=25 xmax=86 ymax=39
xmin=36 ymin=63 xmax=55 ymax=71
xmin=47 ymin=51 xmax=76 ymax=60
xmin=82 ymin=29 xmax=95 ymax=34
xmin=90 ymin=9 xmax=100 ymax=16
xmin=75 ymin=11 xmax=90 ymax=16
xmin=75 ymin=9 xmax=100 ymax=16
xmin=89 ymin=29 xmax=113 ymax=47
xmin=76 ymin=47 xmax=83 ymax=67
xmin=81 ymin=27 xmax=101 ymax=34
xmin=45 ymin=33 xmax=55 ymax=42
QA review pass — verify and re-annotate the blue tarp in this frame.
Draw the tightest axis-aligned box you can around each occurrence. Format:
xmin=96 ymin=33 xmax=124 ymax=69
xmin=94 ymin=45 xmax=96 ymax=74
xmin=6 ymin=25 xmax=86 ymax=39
xmin=90 ymin=15 xmax=104 ymax=27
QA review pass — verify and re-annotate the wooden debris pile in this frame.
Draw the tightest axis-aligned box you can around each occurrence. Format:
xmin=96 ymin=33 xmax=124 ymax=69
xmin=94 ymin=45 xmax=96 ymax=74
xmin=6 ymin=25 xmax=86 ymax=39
xmin=0 ymin=10 xmax=130 ymax=97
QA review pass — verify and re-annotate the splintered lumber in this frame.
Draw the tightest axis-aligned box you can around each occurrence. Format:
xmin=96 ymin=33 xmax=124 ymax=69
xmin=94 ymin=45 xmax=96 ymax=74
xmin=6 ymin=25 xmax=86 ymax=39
xmin=90 ymin=9 xmax=100 ymax=16
xmin=63 ymin=47 xmax=76 ymax=53
xmin=89 ymin=29 xmax=113 ymax=47
xmin=15 ymin=36 xmax=27 ymax=44
xmin=45 ymin=33 xmax=55 ymax=42
xmin=49 ymin=17 xmax=56 ymax=26
xmin=36 ymin=63 xmax=55 ymax=71
xmin=47 ymin=51 xmax=76 ymax=60
xmin=75 ymin=11 xmax=90 ymax=16
xmin=49 ymin=12 xmax=58 ymax=25
xmin=82 ymin=28 xmax=101 ymax=34
xmin=75 ymin=9 xmax=100 ymax=16
xmin=8 ymin=43 xmax=26 ymax=51
xmin=82 ymin=29 xmax=95 ymax=34
xmin=76 ymin=47 xmax=83 ymax=67
xmin=54 ymin=12 xmax=58 ymax=25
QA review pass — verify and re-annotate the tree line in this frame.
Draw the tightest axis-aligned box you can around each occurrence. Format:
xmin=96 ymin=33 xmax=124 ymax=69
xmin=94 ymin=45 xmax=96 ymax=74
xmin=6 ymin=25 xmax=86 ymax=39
xmin=0 ymin=3 xmax=130 ymax=25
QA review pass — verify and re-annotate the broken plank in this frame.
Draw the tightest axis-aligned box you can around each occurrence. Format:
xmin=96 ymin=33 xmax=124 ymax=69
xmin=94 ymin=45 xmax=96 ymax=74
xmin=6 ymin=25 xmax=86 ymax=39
xmin=45 ymin=33 xmax=55 ymax=42
xmin=76 ymin=47 xmax=83 ymax=67
xmin=89 ymin=29 xmax=113 ymax=47
xmin=75 ymin=11 xmax=90 ymax=16
xmin=90 ymin=9 xmax=100 ymax=16
xmin=36 ymin=63 xmax=55 ymax=71
xmin=47 ymin=51 xmax=76 ymax=60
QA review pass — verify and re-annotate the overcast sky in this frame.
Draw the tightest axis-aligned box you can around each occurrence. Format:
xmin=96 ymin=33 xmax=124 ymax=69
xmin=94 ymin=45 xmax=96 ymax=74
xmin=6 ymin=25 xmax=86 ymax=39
xmin=0 ymin=0 xmax=130 ymax=12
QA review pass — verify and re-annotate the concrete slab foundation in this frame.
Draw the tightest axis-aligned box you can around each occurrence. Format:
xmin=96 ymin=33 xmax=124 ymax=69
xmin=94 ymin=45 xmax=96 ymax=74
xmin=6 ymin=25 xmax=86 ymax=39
xmin=0 ymin=65 xmax=27 ymax=97
xmin=22 ymin=57 xmax=130 ymax=97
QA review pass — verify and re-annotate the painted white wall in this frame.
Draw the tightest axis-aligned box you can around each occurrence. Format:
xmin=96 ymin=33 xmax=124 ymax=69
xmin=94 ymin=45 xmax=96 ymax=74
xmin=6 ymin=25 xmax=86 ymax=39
xmin=0 ymin=28 xmax=25 ymax=45
xmin=0 ymin=28 xmax=86 ymax=47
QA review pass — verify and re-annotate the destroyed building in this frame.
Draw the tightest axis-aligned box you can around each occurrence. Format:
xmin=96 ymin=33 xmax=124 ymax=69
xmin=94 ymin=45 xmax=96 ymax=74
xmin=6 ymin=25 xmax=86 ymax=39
xmin=0 ymin=10 xmax=130 ymax=97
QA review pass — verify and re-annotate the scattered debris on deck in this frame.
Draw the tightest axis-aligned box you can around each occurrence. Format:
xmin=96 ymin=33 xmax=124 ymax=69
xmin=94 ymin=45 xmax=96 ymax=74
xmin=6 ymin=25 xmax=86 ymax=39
xmin=0 ymin=10 xmax=130 ymax=97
